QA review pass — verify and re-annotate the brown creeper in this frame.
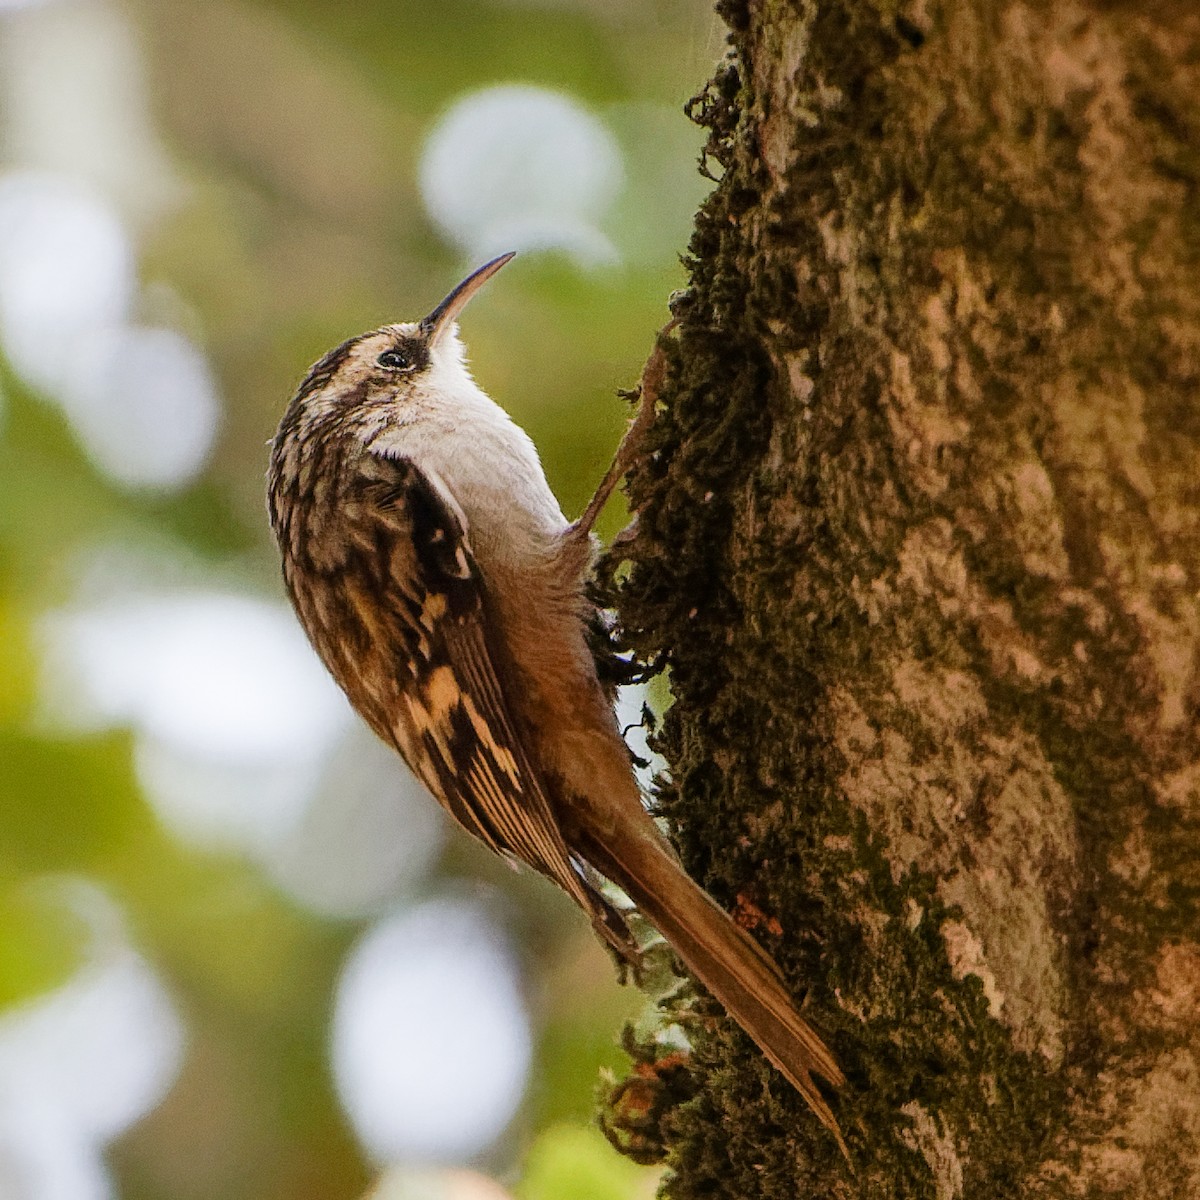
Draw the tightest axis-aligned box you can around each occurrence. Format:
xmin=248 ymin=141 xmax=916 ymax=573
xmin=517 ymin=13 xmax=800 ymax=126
xmin=266 ymin=256 xmax=846 ymax=1150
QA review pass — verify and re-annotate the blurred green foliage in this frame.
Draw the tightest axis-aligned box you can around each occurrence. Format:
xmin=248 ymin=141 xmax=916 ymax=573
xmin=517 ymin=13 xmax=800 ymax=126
xmin=0 ymin=0 xmax=717 ymax=1196
xmin=0 ymin=878 xmax=85 ymax=1006
xmin=516 ymin=1124 xmax=654 ymax=1200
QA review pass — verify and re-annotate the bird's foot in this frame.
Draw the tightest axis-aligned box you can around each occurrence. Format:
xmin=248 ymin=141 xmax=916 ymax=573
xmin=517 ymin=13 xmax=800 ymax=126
xmin=568 ymin=319 xmax=678 ymax=543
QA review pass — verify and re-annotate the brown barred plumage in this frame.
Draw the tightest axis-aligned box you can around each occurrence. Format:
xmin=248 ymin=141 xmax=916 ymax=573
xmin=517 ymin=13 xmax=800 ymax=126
xmin=267 ymin=256 xmax=847 ymax=1154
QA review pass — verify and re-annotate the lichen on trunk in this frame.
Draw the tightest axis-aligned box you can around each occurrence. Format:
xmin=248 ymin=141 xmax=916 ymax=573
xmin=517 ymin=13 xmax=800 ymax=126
xmin=604 ymin=2 xmax=1200 ymax=1196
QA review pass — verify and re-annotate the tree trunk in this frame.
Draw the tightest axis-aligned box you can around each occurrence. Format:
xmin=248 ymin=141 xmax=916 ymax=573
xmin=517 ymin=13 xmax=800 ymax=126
xmin=606 ymin=2 xmax=1200 ymax=1196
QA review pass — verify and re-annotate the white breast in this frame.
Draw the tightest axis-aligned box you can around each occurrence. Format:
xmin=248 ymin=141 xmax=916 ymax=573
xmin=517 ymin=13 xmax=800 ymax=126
xmin=383 ymin=346 xmax=568 ymax=573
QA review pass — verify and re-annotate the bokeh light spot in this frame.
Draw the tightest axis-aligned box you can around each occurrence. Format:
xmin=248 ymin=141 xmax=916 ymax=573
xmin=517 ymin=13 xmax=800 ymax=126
xmin=367 ymin=1166 xmax=513 ymax=1200
xmin=42 ymin=591 xmax=349 ymax=766
xmin=333 ymin=899 xmax=531 ymax=1165
xmin=269 ymin=727 xmax=446 ymax=918
xmin=419 ymin=85 xmax=623 ymax=267
xmin=41 ymin=589 xmax=356 ymax=858
xmin=0 ymin=881 xmax=184 ymax=1200
xmin=58 ymin=325 xmax=220 ymax=491
xmin=0 ymin=169 xmax=132 ymax=396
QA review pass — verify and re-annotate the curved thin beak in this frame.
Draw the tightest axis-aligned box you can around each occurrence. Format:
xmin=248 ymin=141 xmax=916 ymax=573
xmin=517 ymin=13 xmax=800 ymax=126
xmin=419 ymin=252 xmax=515 ymax=345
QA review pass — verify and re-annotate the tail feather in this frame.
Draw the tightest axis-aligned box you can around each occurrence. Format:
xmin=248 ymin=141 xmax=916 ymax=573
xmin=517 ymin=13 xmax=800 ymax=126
xmin=580 ymin=827 xmax=848 ymax=1155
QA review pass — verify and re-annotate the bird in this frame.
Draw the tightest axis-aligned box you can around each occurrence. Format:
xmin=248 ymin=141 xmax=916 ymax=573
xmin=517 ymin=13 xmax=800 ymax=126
xmin=266 ymin=253 xmax=846 ymax=1149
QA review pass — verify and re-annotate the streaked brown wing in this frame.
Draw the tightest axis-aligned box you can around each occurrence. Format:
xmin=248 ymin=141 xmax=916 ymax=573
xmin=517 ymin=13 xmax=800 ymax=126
xmin=343 ymin=451 xmax=598 ymax=912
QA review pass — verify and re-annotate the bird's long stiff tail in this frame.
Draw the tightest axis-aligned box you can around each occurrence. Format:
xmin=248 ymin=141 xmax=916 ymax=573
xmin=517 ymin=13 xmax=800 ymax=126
xmin=579 ymin=826 xmax=848 ymax=1156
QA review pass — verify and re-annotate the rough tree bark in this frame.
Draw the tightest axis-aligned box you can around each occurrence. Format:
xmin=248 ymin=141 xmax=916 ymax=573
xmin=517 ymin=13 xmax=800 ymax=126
xmin=604 ymin=2 xmax=1200 ymax=1197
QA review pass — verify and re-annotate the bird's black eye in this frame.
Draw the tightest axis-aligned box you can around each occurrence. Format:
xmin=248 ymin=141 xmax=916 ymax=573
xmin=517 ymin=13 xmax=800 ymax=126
xmin=377 ymin=347 xmax=414 ymax=371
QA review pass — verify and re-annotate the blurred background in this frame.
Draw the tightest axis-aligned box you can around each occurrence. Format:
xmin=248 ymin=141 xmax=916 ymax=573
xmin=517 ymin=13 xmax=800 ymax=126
xmin=0 ymin=0 xmax=719 ymax=1197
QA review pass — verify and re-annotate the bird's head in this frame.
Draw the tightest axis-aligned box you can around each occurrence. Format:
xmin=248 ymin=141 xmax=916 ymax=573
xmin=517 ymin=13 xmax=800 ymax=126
xmin=278 ymin=252 xmax=515 ymax=443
